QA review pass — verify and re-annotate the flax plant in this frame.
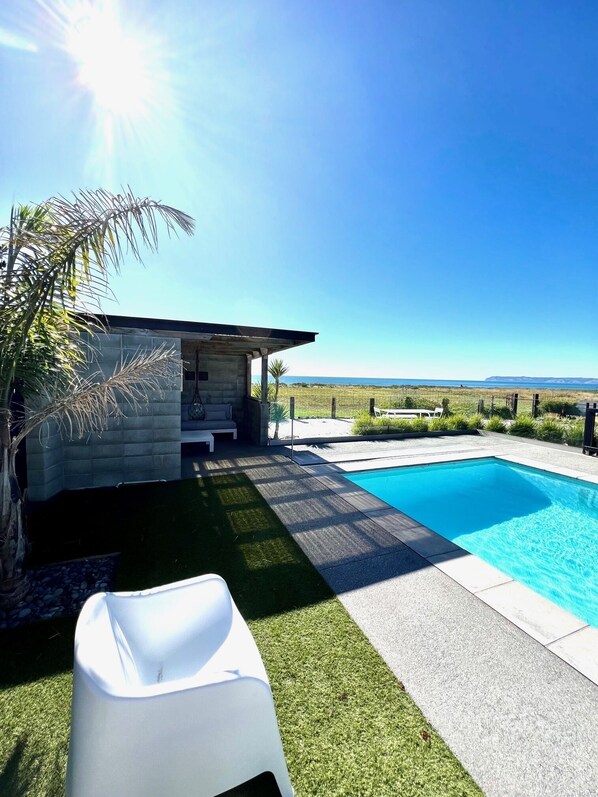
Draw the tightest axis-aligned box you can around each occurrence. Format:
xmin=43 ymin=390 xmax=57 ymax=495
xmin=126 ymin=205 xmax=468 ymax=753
xmin=0 ymin=188 xmax=194 ymax=605
xmin=268 ymin=357 xmax=289 ymax=440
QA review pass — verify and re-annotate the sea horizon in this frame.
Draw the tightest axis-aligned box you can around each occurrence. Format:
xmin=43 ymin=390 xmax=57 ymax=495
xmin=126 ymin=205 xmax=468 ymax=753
xmin=267 ymin=375 xmax=598 ymax=392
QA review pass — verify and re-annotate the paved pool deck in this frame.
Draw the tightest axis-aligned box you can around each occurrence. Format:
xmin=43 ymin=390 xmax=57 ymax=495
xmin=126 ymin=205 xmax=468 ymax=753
xmin=183 ymin=432 xmax=598 ymax=797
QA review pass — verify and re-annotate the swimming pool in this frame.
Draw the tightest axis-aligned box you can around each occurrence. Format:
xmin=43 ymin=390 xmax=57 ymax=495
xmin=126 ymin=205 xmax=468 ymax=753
xmin=345 ymin=457 xmax=598 ymax=628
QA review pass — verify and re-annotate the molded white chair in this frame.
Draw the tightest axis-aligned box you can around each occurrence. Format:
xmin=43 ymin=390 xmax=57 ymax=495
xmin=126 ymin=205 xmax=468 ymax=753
xmin=66 ymin=573 xmax=294 ymax=797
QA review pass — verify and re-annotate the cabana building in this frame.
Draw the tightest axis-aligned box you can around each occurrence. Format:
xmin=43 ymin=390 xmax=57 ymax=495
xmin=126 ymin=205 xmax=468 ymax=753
xmin=25 ymin=315 xmax=317 ymax=501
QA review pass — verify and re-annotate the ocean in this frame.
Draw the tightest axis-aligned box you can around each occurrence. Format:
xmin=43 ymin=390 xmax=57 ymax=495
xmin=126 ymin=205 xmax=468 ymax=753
xmin=270 ymin=375 xmax=598 ymax=392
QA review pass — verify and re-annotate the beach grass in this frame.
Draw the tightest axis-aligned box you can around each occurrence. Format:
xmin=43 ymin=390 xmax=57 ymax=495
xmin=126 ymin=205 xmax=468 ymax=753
xmin=1 ymin=474 xmax=483 ymax=797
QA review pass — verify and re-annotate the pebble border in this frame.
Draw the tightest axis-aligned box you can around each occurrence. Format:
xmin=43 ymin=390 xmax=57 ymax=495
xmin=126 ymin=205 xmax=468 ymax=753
xmin=0 ymin=554 xmax=120 ymax=630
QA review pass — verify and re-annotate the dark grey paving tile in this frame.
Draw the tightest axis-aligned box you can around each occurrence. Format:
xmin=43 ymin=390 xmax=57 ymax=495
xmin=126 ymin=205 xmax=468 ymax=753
xmin=291 ymin=516 xmax=407 ymax=569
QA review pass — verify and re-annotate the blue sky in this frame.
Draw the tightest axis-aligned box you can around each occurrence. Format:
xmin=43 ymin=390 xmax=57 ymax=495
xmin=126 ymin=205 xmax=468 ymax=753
xmin=2 ymin=0 xmax=597 ymax=379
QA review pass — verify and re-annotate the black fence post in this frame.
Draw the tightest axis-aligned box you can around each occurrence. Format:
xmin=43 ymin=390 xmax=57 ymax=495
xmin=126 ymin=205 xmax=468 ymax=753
xmin=512 ymin=393 xmax=519 ymax=416
xmin=331 ymin=397 xmax=336 ymax=419
xmin=531 ymin=393 xmax=540 ymax=418
xmin=583 ymin=403 xmax=597 ymax=455
xmin=369 ymin=398 xmax=375 ymax=417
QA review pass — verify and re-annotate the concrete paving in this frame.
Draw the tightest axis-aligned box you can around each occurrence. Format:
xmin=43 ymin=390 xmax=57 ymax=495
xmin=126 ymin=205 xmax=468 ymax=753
xmin=183 ymin=432 xmax=598 ymax=797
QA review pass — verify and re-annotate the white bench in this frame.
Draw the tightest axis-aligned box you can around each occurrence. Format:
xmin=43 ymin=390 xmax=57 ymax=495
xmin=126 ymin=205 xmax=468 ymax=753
xmin=181 ymin=431 xmax=214 ymax=452
xmin=374 ymin=407 xmax=432 ymax=418
xmin=181 ymin=403 xmax=238 ymax=440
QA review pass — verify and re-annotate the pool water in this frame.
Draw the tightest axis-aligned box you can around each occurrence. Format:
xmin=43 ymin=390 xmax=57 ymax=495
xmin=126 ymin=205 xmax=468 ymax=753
xmin=345 ymin=458 xmax=598 ymax=628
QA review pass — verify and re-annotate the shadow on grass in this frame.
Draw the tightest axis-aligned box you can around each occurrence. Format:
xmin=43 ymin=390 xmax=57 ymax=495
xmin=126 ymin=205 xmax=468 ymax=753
xmin=2 ymin=470 xmax=487 ymax=797
xmin=0 ymin=617 xmax=76 ymax=687
xmin=0 ymin=737 xmax=64 ymax=797
xmin=2 ymin=472 xmax=332 ymax=687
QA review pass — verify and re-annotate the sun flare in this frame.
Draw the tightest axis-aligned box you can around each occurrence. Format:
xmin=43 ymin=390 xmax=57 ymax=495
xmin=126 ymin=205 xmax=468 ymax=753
xmin=1 ymin=0 xmax=188 ymax=186
xmin=65 ymin=1 xmax=152 ymax=117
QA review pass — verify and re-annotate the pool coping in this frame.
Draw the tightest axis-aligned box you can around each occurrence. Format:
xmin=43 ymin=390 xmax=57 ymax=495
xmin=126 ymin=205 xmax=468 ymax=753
xmin=302 ymin=448 xmax=598 ymax=687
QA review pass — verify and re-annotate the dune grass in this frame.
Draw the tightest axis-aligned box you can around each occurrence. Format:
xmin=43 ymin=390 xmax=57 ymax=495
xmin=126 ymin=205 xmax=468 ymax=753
xmin=1 ymin=474 xmax=483 ymax=797
xmin=274 ymin=382 xmax=596 ymax=420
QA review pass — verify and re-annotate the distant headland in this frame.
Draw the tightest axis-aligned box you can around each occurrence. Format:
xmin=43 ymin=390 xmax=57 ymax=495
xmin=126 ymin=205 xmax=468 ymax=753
xmin=486 ymin=376 xmax=598 ymax=385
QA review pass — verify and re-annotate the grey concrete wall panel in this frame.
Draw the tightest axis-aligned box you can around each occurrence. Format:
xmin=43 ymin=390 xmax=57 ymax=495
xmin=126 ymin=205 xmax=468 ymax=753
xmin=28 ymin=332 xmax=182 ymax=494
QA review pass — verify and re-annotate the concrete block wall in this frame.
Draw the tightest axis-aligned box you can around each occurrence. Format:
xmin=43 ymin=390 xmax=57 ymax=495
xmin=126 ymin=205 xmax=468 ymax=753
xmin=181 ymin=345 xmax=248 ymax=431
xmin=244 ymin=397 xmax=269 ymax=446
xmin=26 ymin=420 xmax=64 ymax=502
xmin=27 ymin=332 xmax=182 ymax=501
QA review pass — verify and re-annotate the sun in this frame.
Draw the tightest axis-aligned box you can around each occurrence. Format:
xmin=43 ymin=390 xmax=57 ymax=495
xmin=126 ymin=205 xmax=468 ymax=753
xmin=65 ymin=1 xmax=153 ymax=118
xmin=1 ymin=0 xmax=184 ymax=187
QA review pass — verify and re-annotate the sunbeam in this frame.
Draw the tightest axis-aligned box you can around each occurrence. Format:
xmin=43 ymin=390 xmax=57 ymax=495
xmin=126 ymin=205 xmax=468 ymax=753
xmin=0 ymin=26 xmax=37 ymax=52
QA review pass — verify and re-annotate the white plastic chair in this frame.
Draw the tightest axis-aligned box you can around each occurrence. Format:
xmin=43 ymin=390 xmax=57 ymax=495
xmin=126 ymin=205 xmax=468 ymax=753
xmin=65 ymin=573 xmax=294 ymax=797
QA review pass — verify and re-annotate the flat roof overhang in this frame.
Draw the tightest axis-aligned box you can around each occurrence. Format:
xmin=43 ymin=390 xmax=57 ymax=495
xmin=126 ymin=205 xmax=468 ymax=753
xmin=85 ymin=314 xmax=318 ymax=358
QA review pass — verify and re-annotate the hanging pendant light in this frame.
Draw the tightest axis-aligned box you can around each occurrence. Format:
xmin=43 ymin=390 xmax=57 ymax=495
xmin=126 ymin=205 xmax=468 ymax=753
xmin=188 ymin=350 xmax=205 ymax=420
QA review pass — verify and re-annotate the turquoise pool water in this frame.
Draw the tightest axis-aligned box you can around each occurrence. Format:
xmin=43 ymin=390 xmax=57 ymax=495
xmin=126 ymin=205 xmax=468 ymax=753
xmin=345 ymin=458 xmax=598 ymax=628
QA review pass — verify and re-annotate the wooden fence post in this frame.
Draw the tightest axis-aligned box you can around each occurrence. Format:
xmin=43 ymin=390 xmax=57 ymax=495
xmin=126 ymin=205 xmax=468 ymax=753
xmin=369 ymin=398 xmax=375 ymax=417
xmin=331 ymin=397 xmax=336 ymax=419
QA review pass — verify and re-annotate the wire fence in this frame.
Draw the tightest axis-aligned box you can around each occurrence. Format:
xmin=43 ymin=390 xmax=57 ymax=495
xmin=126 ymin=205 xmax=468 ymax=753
xmin=269 ymin=384 xmax=598 ymax=422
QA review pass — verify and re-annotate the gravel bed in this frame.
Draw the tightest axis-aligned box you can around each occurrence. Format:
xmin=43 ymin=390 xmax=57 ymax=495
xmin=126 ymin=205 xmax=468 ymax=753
xmin=0 ymin=554 xmax=120 ymax=630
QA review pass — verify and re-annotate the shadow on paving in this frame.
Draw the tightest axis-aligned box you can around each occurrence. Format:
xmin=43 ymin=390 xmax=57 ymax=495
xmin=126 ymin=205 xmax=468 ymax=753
xmin=186 ymin=446 xmax=440 ymax=581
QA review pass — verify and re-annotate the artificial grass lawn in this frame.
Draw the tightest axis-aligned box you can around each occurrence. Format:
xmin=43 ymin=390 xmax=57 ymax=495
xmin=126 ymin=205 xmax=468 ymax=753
xmin=1 ymin=474 xmax=484 ymax=797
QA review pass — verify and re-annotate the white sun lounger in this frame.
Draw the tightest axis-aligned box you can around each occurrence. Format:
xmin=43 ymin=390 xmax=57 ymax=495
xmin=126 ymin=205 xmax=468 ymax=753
xmin=374 ymin=407 xmax=440 ymax=419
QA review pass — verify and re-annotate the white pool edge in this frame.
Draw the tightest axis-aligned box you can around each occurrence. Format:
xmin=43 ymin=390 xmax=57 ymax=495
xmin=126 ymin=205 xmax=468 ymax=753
xmin=305 ymin=452 xmax=598 ymax=688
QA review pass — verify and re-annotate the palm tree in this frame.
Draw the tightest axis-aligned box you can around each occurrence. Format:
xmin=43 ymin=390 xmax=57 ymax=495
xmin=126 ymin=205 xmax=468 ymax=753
xmin=268 ymin=358 xmax=289 ymax=440
xmin=0 ymin=188 xmax=194 ymax=606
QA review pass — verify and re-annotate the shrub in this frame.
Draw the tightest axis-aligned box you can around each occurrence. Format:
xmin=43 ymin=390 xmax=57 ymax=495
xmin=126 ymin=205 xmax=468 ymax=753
xmin=539 ymin=400 xmax=579 ymax=417
xmin=563 ymin=420 xmax=585 ymax=447
xmin=387 ymin=419 xmax=415 ymax=432
xmin=269 ymin=402 xmax=288 ymax=424
xmin=409 ymin=418 xmax=429 ymax=432
xmin=488 ymin=405 xmax=513 ymax=420
xmin=485 ymin=417 xmax=506 ymax=433
xmin=447 ymin=414 xmax=469 ymax=430
xmin=389 ymin=398 xmax=436 ymax=411
xmin=535 ymin=420 xmax=564 ymax=444
xmin=467 ymin=414 xmax=484 ymax=430
xmin=508 ymin=415 xmax=536 ymax=438
xmin=351 ymin=414 xmax=415 ymax=435
xmin=429 ymin=417 xmax=450 ymax=432
xmin=252 ymin=383 xmax=276 ymax=401
xmin=351 ymin=413 xmax=376 ymax=435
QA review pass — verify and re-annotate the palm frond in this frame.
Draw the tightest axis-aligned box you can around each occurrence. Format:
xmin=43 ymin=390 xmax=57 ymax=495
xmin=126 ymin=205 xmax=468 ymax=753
xmin=0 ymin=188 xmax=194 ymax=409
xmin=45 ymin=186 xmax=194 ymax=275
xmin=14 ymin=345 xmax=180 ymax=447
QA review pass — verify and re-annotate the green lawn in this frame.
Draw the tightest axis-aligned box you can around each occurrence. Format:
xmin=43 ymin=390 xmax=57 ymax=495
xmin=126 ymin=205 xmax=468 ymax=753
xmin=1 ymin=475 xmax=484 ymax=797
